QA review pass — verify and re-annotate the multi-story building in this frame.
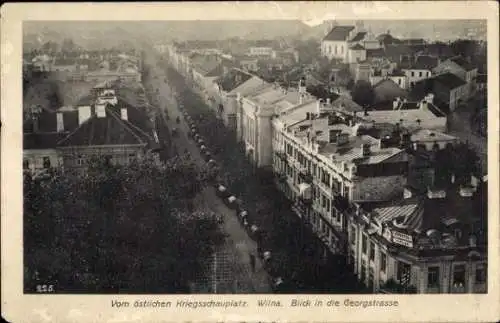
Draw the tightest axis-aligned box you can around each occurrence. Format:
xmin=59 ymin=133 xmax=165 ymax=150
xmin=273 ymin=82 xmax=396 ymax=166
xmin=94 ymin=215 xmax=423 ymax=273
xmin=337 ymin=95 xmax=448 ymax=133
xmin=23 ymin=83 xmax=158 ymax=176
xmin=271 ymin=100 xmax=411 ymax=258
xmin=347 ymin=179 xmax=487 ymax=294
xmin=401 ymin=55 xmax=439 ymax=89
xmin=322 ymin=23 xmax=381 ymax=63
xmin=238 ymin=81 xmax=316 ymax=168
xmin=214 ymin=68 xmax=269 ymax=130
xmin=433 ymin=56 xmax=478 ymax=99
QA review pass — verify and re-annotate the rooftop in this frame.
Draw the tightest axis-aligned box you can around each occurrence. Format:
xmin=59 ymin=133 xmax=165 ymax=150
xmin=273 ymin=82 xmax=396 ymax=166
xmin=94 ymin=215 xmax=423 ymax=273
xmin=433 ymin=72 xmax=467 ymax=89
xmin=350 ymin=32 xmax=367 ymax=42
xmin=450 ymin=56 xmax=477 ymax=71
xmin=411 ymin=55 xmax=440 ymax=70
xmin=323 ymin=26 xmax=355 ymax=42
xmin=287 ymin=116 xmax=403 ymax=166
xmin=216 ymin=68 xmax=253 ymax=92
xmin=410 ymin=129 xmax=457 ymax=143
xmin=57 ymin=105 xmax=152 ymax=148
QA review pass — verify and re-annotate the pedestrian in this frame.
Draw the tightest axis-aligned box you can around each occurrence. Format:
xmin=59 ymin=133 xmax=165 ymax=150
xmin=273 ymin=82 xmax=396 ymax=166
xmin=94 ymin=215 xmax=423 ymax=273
xmin=249 ymin=253 xmax=256 ymax=273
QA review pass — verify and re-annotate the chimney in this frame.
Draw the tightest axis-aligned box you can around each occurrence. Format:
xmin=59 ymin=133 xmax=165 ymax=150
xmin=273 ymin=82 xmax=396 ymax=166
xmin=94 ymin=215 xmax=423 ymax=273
xmin=96 ymin=104 xmax=106 ymax=118
xmin=56 ymin=112 xmax=64 ymax=132
xmin=316 ymin=99 xmax=323 ymax=115
xmin=404 ymin=187 xmax=412 ymax=199
xmin=121 ymin=107 xmax=128 ymax=121
xmin=78 ymin=106 xmax=92 ymax=125
xmin=362 ymin=143 xmax=371 ymax=156
xmin=326 ymin=98 xmax=331 ymax=105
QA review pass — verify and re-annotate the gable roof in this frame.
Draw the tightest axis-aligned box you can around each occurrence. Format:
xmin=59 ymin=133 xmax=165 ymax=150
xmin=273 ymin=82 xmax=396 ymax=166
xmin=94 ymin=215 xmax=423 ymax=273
xmin=450 ymin=56 xmax=477 ymax=71
xmin=323 ymin=26 xmax=355 ymax=42
xmin=350 ymin=32 xmax=367 ymax=42
xmin=433 ymin=72 xmax=467 ymax=89
xmin=373 ymin=79 xmax=408 ymax=103
xmin=57 ymin=105 xmax=151 ymax=148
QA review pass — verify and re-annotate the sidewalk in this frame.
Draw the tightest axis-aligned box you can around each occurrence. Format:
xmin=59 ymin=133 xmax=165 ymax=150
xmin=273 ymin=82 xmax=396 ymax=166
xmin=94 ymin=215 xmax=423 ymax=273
xmin=144 ymin=56 xmax=272 ymax=293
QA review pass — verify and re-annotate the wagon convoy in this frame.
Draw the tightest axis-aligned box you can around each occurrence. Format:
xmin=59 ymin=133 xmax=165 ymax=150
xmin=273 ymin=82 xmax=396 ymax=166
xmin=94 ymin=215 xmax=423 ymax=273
xmin=181 ymin=106 xmax=286 ymax=292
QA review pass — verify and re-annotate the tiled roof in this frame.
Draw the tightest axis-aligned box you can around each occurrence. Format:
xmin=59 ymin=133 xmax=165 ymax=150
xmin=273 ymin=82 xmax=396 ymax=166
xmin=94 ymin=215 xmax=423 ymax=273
xmin=57 ymin=106 xmax=151 ymax=147
xmin=350 ymin=44 xmax=365 ymax=50
xmin=373 ymin=202 xmax=419 ymax=224
xmin=350 ymin=32 xmax=367 ymax=42
xmin=450 ymin=56 xmax=476 ymax=71
xmin=433 ymin=72 xmax=467 ymax=89
xmin=323 ymin=26 xmax=355 ymax=42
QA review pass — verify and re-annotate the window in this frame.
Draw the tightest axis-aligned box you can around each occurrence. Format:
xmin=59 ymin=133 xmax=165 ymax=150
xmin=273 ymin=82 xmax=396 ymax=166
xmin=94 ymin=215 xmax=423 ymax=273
xmin=42 ymin=157 xmax=51 ymax=169
xmin=361 ymin=260 xmax=367 ymax=282
xmin=23 ymin=159 xmax=29 ymax=170
xmin=427 ymin=266 xmax=440 ymax=288
xmin=350 ymin=226 xmax=356 ymax=245
xmin=419 ymin=71 xmax=423 ymax=77
xmin=369 ymin=241 xmax=375 ymax=261
xmin=77 ymin=155 xmax=84 ymax=166
xmin=453 ymin=264 xmax=466 ymax=286
xmin=362 ymin=234 xmax=367 ymax=254
xmin=380 ymin=253 xmax=387 ymax=272
xmin=326 ymin=198 xmax=331 ymax=212
xmin=475 ymin=264 xmax=486 ymax=284
xmin=397 ymin=261 xmax=412 ymax=286
xmin=411 ymin=71 xmax=415 ymax=77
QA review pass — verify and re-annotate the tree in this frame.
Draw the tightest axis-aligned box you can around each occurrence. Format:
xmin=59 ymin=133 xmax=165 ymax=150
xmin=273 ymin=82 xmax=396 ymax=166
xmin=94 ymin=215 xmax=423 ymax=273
xmin=24 ymin=154 xmax=223 ymax=293
xmin=332 ymin=67 xmax=353 ymax=88
xmin=351 ymin=80 xmax=375 ymax=108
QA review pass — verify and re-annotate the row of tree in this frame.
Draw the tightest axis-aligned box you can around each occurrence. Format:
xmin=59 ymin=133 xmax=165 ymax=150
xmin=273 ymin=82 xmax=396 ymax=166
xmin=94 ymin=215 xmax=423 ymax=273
xmin=24 ymin=154 xmax=224 ymax=293
xmin=164 ymin=65 xmax=368 ymax=293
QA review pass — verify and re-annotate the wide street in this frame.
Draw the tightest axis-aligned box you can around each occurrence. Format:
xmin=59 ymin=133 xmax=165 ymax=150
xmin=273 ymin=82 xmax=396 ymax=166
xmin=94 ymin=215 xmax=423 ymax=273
xmin=143 ymin=52 xmax=272 ymax=294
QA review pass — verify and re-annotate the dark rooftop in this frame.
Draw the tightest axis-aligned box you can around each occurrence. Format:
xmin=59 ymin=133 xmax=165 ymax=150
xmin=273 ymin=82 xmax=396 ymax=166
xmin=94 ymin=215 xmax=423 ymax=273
xmin=323 ymin=26 xmax=355 ymax=42
xmin=412 ymin=55 xmax=439 ymax=70
xmin=350 ymin=32 xmax=367 ymax=42
xmin=433 ymin=72 xmax=467 ymax=89
xmin=57 ymin=106 xmax=151 ymax=148
xmin=450 ymin=56 xmax=477 ymax=71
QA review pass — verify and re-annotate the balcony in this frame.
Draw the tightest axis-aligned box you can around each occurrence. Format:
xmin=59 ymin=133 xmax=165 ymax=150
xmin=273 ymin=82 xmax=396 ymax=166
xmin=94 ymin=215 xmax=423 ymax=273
xmin=318 ymin=181 xmax=333 ymax=197
xmin=275 ymin=172 xmax=288 ymax=183
xmin=275 ymin=150 xmax=287 ymax=160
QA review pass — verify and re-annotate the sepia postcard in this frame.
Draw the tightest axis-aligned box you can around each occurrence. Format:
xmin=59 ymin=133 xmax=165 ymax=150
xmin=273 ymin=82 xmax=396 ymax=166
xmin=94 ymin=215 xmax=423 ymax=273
xmin=1 ymin=2 xmax=499 ymax=322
